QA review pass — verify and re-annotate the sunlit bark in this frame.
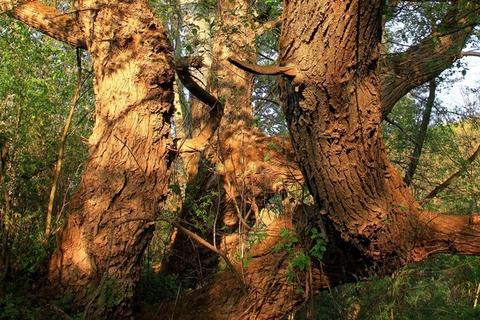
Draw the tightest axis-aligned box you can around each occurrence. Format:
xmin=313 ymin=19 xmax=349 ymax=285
xmin=41 ymin=1 xmax=175 ymax=319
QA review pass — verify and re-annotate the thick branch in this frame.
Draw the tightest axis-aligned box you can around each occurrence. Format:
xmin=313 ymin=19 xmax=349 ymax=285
xmin=462 ymin=50 xmax=480 ymax=57
xmin=381 ymin=3 xmax=479 ymax=118
xmin=421 ymin=143 xmax=480 ymax=204
xmin=411 ymin=211 xmax=480 ymax=262
xmin=1 ymin=1 xmax=86 ymax=48
xmin=175 ymin=57 xmax=224 ymax=152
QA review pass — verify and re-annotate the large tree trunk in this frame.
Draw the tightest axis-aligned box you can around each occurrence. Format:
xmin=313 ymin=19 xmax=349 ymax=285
xmin=47 ymin=1 xmax=175 ymax=318
xmin=155 ymin=1 xmax=480 ymax=319
xmin=279 ymin=0 xmax=418 ymax=259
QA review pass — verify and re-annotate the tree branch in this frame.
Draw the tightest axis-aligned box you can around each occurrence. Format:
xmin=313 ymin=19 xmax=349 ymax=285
xmin=462 ymin=50 xmax=480 ymax=57
xmin=172 ymin=222 xmax=246 ymax=291
xmin=175 ymin=57 xmax=224 ymax=152
xmin=381 ymin=2 xmax=479 ymax=118
xmin=227 ymin=57 xmax=298 ymax=77
xmin=404 ymin=80 xmax=436 ymax=185
xmin=411 ymin=211 xmax=480 ymax=262
xmin=0 ymin=1 xmax=86 ymax=48
xmin=421 ymin=143 xmax=480 ymax=204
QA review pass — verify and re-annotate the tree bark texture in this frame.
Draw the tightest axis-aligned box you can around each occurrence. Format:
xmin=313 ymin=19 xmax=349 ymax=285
xmin=159 ymin=1 xmax=480 ymax=319
xmin=161 ymin=0 xmax=303 ymax=287
xmin=279 ymin=0 xmax=480 ymax=275
xmin=46 ymin=1 xmax=175 ymax=318
xmin=2 ymin=0 xmax=480 ymax=319
xmin=279 ymin=0 xmax=418 ymax=258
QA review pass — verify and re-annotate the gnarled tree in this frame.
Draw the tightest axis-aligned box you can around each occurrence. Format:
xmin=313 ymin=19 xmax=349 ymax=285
xmin=2 ymin=0 xmax=480 ymax=319
xmin=1 ymin=0 xmax=175 ymax=318
xmin=161 ymin=0 xmax=480 ymax=319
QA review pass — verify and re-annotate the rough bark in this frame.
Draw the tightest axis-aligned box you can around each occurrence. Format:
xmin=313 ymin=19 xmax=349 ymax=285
xmin=158 ymin=1 xmax=480 ymax=319
xmin=5 ymin=0 xmax=480 ymax=319
xmin=43 ymin=1 xmax=175 ymax=319
xmin=0 ymin=1 xmax=86 ymax=47
xmin=279 ymin=0 xmax=480 ymax=282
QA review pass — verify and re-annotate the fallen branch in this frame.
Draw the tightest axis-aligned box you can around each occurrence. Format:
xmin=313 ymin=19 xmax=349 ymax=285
xmin=172 ymin=222 xmax=247 ymax=292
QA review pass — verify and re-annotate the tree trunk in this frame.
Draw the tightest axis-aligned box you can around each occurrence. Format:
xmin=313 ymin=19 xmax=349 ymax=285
xmin=279 ymin=0 xmax=418 ymax=259
xmin=47 ymin=1 xmax=175 ymax=318
xmin=156 ymin=1 xmax=480 ymax=319
xmin=404 ymin=80 xmax=436 ymax=186
xmin=45 ymin=49 xmax=82 ymax=239
xmin=279 ymin=0 xmax=480 ymax=277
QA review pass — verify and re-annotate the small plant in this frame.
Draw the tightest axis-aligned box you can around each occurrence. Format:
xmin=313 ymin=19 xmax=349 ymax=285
xmin=307 ymin=227 xmax=327 ymax=262
xmin=273 ymin=227 xmax=327 ymax=283
xmin=97 ymin=278 xmax=124 ymax=309
xmin=183 ymin=189 xmax=219 ymax=232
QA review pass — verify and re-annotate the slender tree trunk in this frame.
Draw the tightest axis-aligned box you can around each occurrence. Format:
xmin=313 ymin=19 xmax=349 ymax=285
xmin=45 ymin=49 xmax=82 ymax=239
xmin=422 ymin=143 xmax=480 ymax=204
xmin=404 ymin=80 xmax=436 ymax=186
xmin=0 ymin=139 xmax=10 ymax=290
xmin=47 ymin=1 xmax=175 ymax=318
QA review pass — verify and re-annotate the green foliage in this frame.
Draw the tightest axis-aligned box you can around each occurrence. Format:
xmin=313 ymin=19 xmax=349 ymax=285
xmin=273 ymin=228 xmax=299 ymax=254
xmin=308 ymin=255 xmax=480 ymax=320
xmin=247 ymin=229 xmax=268 ymax=248
xmin=383 ymin=82 xmax=480 ymax=213
xmin=0 ymin=280 xmax=84 ymax=320
xmin=183 ymin=189 xmax=218 ymax=232
xmin=307 ymin=227 xmax=327 ymax=262
xmin=0 ymin=14 xmax=92 ymax=279
xmin=136 ymin=271 xmax=179 ymax=305
xmin=273 ymin=227 xmax=327 ymax=284
xmin=96 ymin=278 xmax=124 ymax=309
